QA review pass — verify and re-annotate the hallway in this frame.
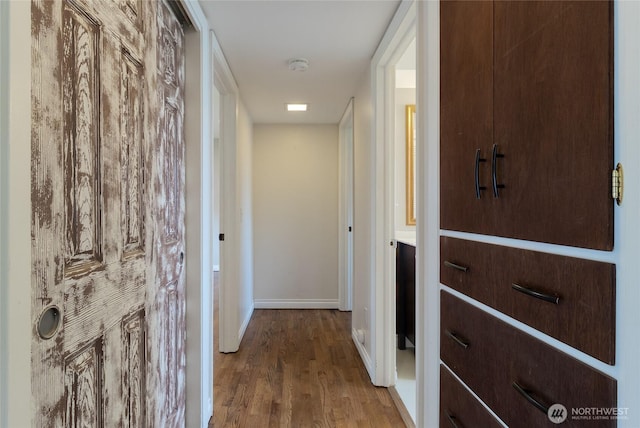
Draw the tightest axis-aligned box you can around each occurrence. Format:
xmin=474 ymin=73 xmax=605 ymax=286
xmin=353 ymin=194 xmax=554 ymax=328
xmin=212 ymin=277 xmax=405 ymax=427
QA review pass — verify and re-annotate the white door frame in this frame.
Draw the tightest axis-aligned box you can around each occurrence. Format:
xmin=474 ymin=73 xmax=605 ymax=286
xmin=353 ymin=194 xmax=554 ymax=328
xmin=181 ymin=1 xmax=214 ymax=426
xmin=212 ymin=32 xmax=241 ymax=354
xmin=370 ymin=0 xmax=415 ymax=388
xmin=416 ymin=2 xmax=441 ymax=427
xmin=339 ymin=98 xmax=355 ymax=312
xmin=0 ymin=1 xmax=16 ymax=426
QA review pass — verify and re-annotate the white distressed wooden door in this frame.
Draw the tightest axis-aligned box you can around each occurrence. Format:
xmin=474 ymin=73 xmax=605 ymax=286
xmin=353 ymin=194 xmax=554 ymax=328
xmin=31 ymin=0 xmax=185 ymax=426
xmin=149 ymin=1 xmax=186 ymax=426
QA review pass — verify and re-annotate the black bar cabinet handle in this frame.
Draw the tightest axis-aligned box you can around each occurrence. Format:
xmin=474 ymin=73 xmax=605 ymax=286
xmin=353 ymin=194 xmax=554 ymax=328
xmin=475 ymin=149 xmax=487 ymax=199
xmin=446 ymin=413 xmax=460 ymax=428
xmin=446 ymin=330 xmax=469 ymax=349
xmin=444 ymin=260 xmax=469 ymax=273
xmin=492 ymin=144 xmax=505 ymax=197
xmin=512 ymin=283 xmax=560 ymax=305
xmin=512 ymin=382 xmax=549 ymax=414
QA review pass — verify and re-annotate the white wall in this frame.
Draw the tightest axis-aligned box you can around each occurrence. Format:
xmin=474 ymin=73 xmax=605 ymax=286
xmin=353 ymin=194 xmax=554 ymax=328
xmin=352 ymin=69 xmax=376 ymax=375
xmin=2 ymin=2 xmax=33 ymax=426
xmin=394 ymin=87 xmax=416 ymax=236
xmin=236 ymin=101 xmax=254 ymax=333
xmin=612 ymin=3 xmax=640 ymax=426
xmin=253 ymin=124 xmax=339 ymax=308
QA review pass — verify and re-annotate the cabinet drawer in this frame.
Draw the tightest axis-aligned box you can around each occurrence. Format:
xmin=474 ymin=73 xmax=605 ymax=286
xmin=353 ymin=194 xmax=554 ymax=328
xmin=440 ymin=365 xmax=503 ymax=428
xmin=441 ymin=291 xmax=617 ymax=428
xmin=440 ymin=236 xmax=615 ymax=364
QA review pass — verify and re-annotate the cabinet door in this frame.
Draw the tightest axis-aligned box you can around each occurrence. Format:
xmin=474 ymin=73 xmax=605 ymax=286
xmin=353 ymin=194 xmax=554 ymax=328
xmin=440 ymin=1 xmax=495 ymax=233
xmin=493 ymin=1 xmax=613 ymax=249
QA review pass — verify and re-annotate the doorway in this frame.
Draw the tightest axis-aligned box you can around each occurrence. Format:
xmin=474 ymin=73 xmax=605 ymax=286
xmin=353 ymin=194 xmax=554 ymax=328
xmin=213 ymin=40 xmax=241 ymax=354
xmin=339 ymin=98 xmax=355 ymax=312
xmin=392 ymin=37 xmax=417 ymax=423
xmin=371 ymin=1 xmax=417 ymax=425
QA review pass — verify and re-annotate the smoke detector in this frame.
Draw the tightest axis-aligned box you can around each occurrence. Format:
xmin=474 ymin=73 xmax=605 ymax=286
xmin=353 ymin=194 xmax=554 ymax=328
xmin=288 ymin=58 xmax=309 ymax=72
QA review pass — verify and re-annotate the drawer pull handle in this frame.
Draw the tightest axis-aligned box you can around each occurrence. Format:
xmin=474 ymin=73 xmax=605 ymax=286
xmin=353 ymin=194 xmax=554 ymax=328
xmin=512 ymin=381 xmax=549 ymax=414
xmin=512 ymin=283 xmax=560 ymax=305
xmin=475 ymin=149 xmax=487 ymax=199
xmin=444 ymin=261 xmax=469 ymax=273
xmin=491 ymin=144 xmax=505 ymax=197
xmin=446 ymin=413 xmax=460 ymax=428
xmin=446 ymin=330 xmax=469 ymax=349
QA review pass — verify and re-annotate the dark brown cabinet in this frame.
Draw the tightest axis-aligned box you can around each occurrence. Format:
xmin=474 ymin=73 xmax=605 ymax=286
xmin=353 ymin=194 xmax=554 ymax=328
xmin=440 ymin=236 xmax=616 ymax=364
xmin=441 ymin=292 xmax=617 ymax=428
xmin=440 ymin=365 xmax=503 ymax=428
xmin=396 ymin=241 xmax=415 ymax=349
xmin=441 ymin=1 xmax=614 ymax=250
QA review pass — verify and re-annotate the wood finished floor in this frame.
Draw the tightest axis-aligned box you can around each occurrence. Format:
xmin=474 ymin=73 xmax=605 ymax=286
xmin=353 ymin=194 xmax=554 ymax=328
xmin=211 ymin=277 xmax=406 ymax=427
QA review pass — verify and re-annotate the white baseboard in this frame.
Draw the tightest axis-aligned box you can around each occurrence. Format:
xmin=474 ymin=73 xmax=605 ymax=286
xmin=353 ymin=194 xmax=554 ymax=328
xmin=389 ymin=386 xmax=416 ymax=428
xmin=352 ymin=327 xmax=374 ymax=381
xmin=253 ymin=299 xmax=339 ymax=309
xmin=238 ymin=303 xmax=254 ymax=342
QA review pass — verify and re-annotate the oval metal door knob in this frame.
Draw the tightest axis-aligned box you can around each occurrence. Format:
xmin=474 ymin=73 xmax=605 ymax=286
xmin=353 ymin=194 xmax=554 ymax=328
xmin=37 ymin=306 xmax=61 ymax=340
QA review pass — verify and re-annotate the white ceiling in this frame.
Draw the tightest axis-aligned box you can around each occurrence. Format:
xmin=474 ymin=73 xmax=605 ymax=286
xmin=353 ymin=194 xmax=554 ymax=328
xmin=199 ymin=0 xmax=401 ymax=124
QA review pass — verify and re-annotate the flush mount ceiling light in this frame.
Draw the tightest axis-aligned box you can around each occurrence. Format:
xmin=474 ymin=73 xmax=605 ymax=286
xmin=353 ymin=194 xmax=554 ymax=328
xmin=286 ymin=103 xmax=308 ymax=112
xmin=288 ymin=58 xmax=309 ymax=72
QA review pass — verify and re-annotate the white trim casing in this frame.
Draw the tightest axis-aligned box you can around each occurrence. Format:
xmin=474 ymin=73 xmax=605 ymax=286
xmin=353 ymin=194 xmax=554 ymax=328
xmin=0 ymin=1 xmax=9 ymax=426
xmin=212 ymin=30 xmax=244 ymax=354
xmin=369 ymin=0 xmax=415 ymax=388
xmin=338 ymin=97 xmax=355 ymax=312
xmin=181 ymin=1 xmax=214 ymax=426
xmin=416 ymin=3 xmax=441 ymax=427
